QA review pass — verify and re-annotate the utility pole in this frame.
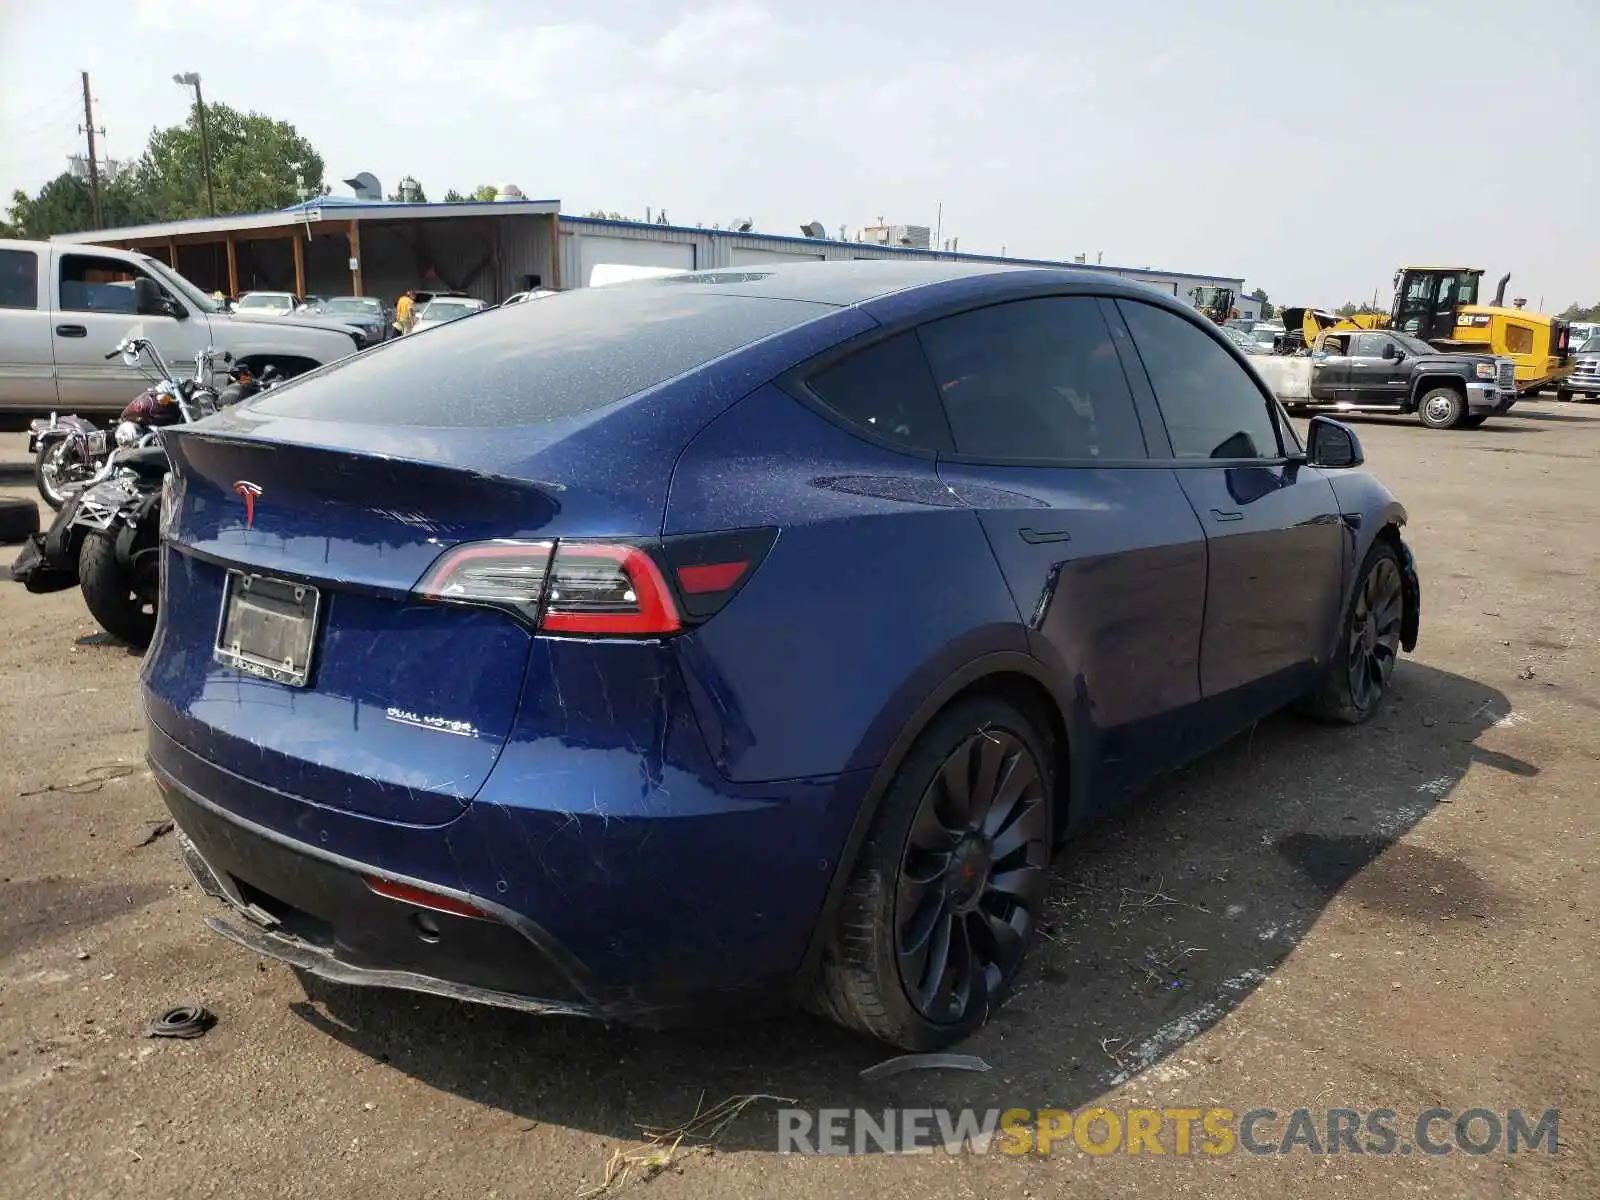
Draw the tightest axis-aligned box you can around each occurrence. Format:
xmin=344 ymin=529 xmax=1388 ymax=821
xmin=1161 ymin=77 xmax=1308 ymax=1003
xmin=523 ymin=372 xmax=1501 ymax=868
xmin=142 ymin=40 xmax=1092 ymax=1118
xmin=173 ymin=72 xmax=217 ymax=216
xmin=79 ymin=71 xmax=104 ymax=229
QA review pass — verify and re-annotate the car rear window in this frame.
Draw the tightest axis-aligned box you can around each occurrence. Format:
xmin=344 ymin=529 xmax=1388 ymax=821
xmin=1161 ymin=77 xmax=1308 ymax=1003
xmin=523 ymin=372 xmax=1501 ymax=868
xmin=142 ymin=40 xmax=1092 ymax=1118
xmin=250 ymin=288 xmax=828 ymax=427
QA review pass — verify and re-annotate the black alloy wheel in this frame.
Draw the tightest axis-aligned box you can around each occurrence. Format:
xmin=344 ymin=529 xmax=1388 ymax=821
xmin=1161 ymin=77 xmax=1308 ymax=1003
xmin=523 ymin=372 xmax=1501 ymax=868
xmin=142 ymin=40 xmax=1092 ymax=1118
xmin=1345 ymin=551 xmax=1403 ymax=712
xmin=810 ymin=696 xmax=1055 ymax=1048
xmin=896 ymin=727 xmax=1051 ymax=1023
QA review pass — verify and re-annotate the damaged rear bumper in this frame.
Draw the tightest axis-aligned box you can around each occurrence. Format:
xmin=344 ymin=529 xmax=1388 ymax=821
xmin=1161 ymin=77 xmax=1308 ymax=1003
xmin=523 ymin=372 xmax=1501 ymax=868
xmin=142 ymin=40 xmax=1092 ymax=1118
xmin=157 ymin=760 xmax=609 ymax=1018
xmin=146 ymin=710 xmax=868 ymax=1026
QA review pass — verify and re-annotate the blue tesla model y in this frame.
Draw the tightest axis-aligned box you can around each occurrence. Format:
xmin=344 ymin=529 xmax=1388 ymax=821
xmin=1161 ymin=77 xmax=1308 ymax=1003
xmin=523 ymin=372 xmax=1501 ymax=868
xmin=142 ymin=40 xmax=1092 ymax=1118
xmin=143 ymin=262 xmax=1419 ymax=1048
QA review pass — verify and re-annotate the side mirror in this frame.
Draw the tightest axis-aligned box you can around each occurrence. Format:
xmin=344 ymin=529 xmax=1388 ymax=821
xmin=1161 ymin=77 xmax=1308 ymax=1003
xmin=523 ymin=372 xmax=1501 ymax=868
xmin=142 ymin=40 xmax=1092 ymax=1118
xmin=134 ymin=277 xmax=185 ymax=320
xmin=1381 ymin=342 xmax=1397 ymax=360
xmin=1306 ymin=415 xmax=1364 ymax=469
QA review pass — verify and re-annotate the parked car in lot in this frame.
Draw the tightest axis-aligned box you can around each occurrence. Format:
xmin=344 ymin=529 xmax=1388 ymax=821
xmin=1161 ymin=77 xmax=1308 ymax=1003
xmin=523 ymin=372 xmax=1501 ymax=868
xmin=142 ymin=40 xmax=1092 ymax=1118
xmin=409 ymin=295 xmax=489 ymax=333
xmin=0 ymin=240 xmax=361 ymax=415
xmin=233 ymin=291 xmax=301 ymax=316
xmin=1557 ymin=336 xmax=1600 ymax=401
xmin=146 ymin=262 xmax=1419 ymax=1049
xmin=1254 ymin=327 xmax=1517 ymax=428
xmin=302 ymin=296 xmax=392 ymax=347
xmin=502 ymin=289 xmax=558 ymax=306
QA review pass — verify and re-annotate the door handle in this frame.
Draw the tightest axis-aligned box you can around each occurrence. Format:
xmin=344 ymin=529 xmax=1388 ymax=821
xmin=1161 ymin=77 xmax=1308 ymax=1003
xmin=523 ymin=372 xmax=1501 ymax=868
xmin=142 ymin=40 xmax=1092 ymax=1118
xmin=1018 ymin=527 xmax=1072 ymax=544
xmin=1210 ymin=508 xmax=1244 ymax=522
xmin=54 ymin=324 xmax=87 ymax=338
xmin=1311 ymin=361 xmax=1328 ymax=369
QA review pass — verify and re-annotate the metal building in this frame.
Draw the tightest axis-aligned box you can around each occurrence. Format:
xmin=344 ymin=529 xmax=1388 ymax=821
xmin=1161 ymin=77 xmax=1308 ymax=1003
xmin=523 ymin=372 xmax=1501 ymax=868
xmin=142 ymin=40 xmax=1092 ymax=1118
xmin=52 ymin=201 xmax=1244 ymax=307
xmin=557 ymin=216 xmax=1244 ymax=299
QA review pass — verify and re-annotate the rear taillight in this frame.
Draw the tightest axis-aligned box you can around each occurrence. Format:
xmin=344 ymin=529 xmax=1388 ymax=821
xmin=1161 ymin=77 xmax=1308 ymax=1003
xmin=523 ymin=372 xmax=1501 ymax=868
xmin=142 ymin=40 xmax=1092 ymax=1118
xmin=414 ymin=528 xmax=777 ymax=635
xmin=660 ymin=527 xmax=778 ymax=619
xmin=415 ymin=539 xmax=681 ymax=635
xmin=541 ymin=543 xmax=681 ymax=635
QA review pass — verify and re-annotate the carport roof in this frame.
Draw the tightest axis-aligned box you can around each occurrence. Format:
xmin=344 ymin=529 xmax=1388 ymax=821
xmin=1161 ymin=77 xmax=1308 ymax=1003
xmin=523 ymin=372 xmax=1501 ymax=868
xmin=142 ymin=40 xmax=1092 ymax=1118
xmin=49 ymin=197 xmax=561 ymax=245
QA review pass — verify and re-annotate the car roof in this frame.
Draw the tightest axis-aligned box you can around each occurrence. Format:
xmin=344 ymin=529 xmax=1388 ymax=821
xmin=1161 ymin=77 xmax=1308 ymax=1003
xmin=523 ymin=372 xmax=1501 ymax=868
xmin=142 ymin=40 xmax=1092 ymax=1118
xmin=618 ymin=259 xmax=1174 ymax=309
xmin=241 ymin=291 xmax=295 ymax=299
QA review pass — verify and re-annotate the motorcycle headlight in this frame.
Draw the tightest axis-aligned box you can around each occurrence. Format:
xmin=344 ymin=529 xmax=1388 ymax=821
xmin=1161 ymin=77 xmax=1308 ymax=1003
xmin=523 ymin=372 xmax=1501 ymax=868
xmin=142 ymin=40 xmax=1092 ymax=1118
xmin=1475 ymin=363 xmax=1496 ymax=380
xmin=114 ymin=420 xmax=143 ymax=447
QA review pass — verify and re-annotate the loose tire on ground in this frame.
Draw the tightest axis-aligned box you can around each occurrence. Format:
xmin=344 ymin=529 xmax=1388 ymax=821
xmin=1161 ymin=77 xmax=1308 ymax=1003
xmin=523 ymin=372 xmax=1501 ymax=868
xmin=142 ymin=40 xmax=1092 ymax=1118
xmin=809 ymin=695 xmax=1054 ymax=1049
xmin=78 ymin=532 xmax=155 ymax=648
xmin=1298 ymin=540 xmax=1405 ymax=725
xmin=1556 ymin=388 xmax=1574 ymax=402
xmin=0 ymin=496 xmax=41 ymax=543
xmin=1416 ymin=386 xmax=1466 ymax=429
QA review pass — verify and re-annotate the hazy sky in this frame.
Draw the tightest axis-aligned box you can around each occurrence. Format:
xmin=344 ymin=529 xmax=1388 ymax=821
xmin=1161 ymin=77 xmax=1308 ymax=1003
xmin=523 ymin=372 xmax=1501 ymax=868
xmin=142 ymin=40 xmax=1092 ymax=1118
xmin=2 ymin=0 xmax=1595 ymax=307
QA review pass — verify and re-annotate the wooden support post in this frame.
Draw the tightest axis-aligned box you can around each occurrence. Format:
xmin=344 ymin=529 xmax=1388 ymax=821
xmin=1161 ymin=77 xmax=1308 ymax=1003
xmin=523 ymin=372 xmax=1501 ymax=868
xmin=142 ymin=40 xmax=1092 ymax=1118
xmin=225 ymin=235 xmax=239 ymax=298
xmin=347 ymin=220 xmax=363 ymax=297
xmin=167 ymin=236 xmax=180 ymax=272
xmin=292 ymin=233 xmax=306 ymax=299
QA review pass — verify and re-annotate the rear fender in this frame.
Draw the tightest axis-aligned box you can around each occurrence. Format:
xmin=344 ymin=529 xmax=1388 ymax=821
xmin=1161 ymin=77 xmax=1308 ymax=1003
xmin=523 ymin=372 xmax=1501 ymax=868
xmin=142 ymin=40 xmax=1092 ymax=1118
xmin=798 ymin=649 xmax=1073 ymax=978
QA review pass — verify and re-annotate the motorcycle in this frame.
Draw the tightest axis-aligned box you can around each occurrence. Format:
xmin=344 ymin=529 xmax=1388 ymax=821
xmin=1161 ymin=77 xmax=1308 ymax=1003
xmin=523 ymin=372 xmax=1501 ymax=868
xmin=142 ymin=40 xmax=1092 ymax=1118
xmin=10 ymin=332 xmax=218 ymax=647
xmin=27 ymin=346 xmax=257 ymax=510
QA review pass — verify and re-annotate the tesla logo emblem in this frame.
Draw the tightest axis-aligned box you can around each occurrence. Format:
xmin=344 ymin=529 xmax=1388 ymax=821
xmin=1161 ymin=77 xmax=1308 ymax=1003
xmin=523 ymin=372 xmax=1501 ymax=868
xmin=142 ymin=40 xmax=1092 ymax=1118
xmin=233 ymin=481 xmax=263 ymax=528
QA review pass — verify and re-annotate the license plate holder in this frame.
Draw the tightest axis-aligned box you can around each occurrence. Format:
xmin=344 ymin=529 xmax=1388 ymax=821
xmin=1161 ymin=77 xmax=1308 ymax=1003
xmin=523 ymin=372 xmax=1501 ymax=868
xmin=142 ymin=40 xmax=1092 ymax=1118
xmin=85 ymin=431 xmax=107 ymax=455
xmin=214 ymin=571 xmax=321 ymax=688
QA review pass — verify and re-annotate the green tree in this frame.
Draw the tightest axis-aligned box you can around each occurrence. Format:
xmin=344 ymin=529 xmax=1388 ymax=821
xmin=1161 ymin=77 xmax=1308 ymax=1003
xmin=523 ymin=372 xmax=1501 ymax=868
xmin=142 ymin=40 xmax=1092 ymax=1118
xmin=442 ymin=189 xmax=466 ymax=202
xmin=582 ymin=209 xmax=629 ymax=220
xmin=1335 ymin=300 xmax=1384 ymax=318
xmin=4 ymin=171 xmax=152 ymax=238
xmin=1559 ymin=301 xmax=1600 ymax=322
xmin=129 ymin=102 xmax=323 ymax=219
xmin=1250 ymin=287 xmax=1275 ymax=320
xmin=472 ymin=184 xmax=499 ymax=201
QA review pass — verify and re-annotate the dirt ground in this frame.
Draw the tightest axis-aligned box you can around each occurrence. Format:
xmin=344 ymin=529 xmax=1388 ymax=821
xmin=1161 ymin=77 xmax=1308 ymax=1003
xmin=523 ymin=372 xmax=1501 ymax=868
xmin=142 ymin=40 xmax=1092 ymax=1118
xmin=0 ymin=404 xmax=1596 ymax=1200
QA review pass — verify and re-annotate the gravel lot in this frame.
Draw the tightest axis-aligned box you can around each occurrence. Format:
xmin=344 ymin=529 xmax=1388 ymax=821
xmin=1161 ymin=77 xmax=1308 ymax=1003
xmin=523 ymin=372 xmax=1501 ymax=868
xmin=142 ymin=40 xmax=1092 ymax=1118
xmin=0 ymin=405 xmax=1596 ymax=1199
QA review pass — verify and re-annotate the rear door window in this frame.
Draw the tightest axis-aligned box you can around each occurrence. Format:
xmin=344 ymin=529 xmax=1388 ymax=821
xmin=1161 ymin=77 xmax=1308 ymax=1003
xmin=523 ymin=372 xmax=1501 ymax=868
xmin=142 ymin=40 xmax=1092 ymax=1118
xmin=1118 ymin=300 xmax=1283 ymax=460
xmin=916 ymin=297 xmax=1149 ymax=462
xmin=0 ymin=248 xmax=38 ymax=309
xmin=250 ymin=288 xmax=829 ymax=427
xmin=803 ymin=331 xmax=953 ymax=453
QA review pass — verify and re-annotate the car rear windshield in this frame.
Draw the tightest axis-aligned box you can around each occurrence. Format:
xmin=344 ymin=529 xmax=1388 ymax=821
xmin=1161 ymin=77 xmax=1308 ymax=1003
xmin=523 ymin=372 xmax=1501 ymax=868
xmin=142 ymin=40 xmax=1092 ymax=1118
xmin=250 ymin=287 xmax=829 ymax=427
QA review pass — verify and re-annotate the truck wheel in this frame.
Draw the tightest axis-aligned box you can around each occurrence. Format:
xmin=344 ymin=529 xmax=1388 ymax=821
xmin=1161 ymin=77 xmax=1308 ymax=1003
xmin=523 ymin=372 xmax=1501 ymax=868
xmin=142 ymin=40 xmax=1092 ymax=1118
xmin=1556 ymin=388 xmax=1573 ymax=402
xmin=0 ymin=496 xmax=41 ymax=544
xmin=1417 ymin=386 xmax=1466 ymax=429
xmin=79 ymin=533 xmax=156 ymax=648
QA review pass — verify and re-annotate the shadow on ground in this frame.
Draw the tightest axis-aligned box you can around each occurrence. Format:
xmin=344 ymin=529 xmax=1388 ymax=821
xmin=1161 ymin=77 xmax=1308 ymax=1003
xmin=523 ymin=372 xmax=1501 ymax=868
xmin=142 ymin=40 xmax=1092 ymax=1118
xmin=287 ymin=660 xmax=1523 ymax=1150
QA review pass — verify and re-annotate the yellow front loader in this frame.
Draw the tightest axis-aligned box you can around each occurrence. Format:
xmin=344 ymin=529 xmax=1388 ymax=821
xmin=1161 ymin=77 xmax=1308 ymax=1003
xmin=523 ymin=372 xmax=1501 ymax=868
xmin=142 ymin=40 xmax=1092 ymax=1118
xmin=1282 ymin=269 xmax=1573 ymax=393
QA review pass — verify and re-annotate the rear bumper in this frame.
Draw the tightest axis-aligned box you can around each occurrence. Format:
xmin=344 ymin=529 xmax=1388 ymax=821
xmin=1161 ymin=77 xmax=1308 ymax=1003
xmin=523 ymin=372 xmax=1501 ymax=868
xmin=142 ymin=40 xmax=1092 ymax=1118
xmin=158 ymin=762 xmax=600 ymax=1016
xmin=146 ymin=714 xmax=869 ymax=1023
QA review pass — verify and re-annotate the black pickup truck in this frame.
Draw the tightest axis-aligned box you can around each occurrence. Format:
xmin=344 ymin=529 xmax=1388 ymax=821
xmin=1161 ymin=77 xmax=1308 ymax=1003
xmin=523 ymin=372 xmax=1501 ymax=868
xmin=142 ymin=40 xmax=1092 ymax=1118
xmin=1254 ymin=328 xmax=1519 ymax=429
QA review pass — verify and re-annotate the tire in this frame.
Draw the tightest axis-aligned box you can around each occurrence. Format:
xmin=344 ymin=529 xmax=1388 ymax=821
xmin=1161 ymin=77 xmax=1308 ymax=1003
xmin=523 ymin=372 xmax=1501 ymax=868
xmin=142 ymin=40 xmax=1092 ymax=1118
xmin=1298 ymin=540 xmax=1405 ymax=725
xmin=78 ymin=532 xmax=156 ymax=648
xmin=809 ymin=695 xmax=1054 ymax=1049
xmin=1458 ymin=414 xmax=1488 ymax=429
xmin=33 ymin=439 xmax=88 ymax=510
xmin=0 ymin=496 xmax=40 ymax=544
xmin=1416 ymin=386 xmax=1466 ymax=429
xmin=1556 ymin=389 xmax=1573 ymax=402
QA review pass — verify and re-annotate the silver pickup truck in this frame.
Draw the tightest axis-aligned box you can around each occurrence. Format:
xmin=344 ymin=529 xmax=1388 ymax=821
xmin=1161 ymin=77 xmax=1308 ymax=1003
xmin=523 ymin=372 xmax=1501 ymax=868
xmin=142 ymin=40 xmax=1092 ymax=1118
xmin=0 ymin=239 xmax=362 ymax=416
